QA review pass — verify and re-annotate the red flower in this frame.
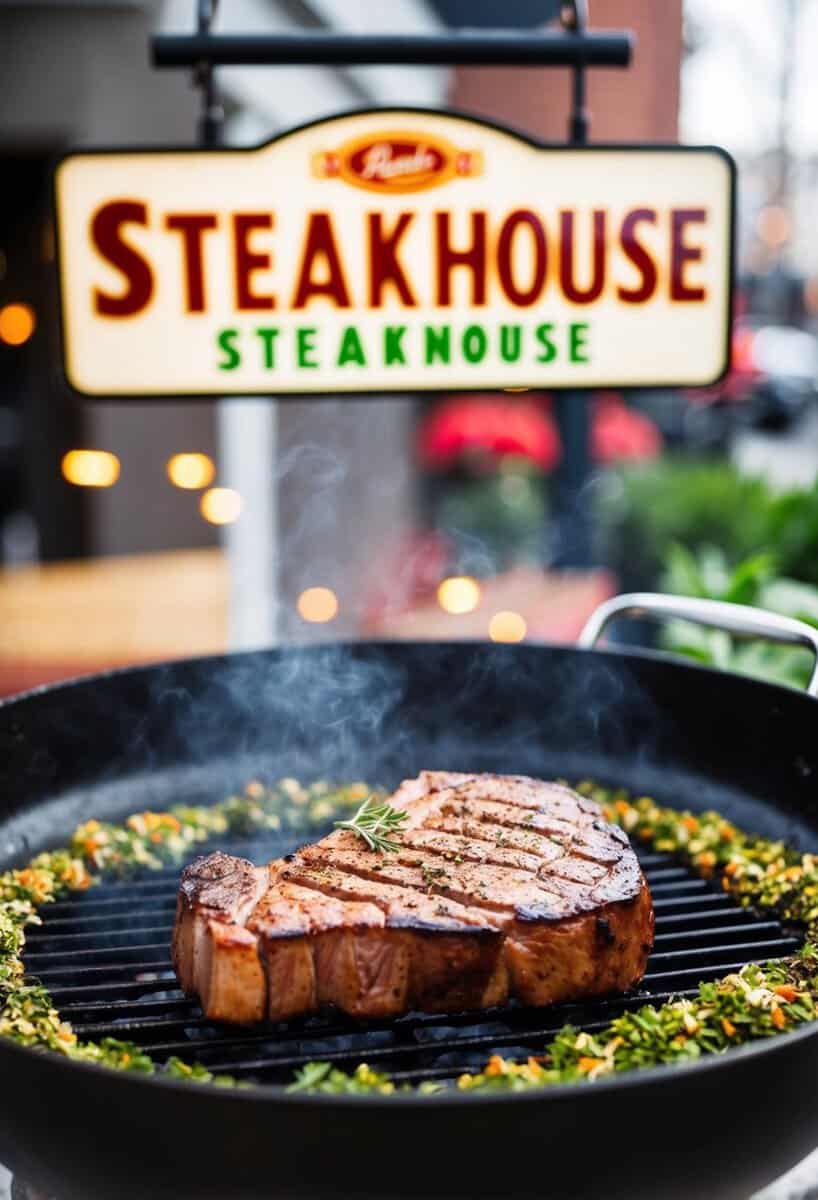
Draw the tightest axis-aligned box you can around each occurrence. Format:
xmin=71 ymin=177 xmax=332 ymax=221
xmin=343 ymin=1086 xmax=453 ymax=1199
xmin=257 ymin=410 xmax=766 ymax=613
xmin=418 ymin=395 xmax=561 ymax=470
xmin=591 ymin=392 xmax=662 ymax=463
xmin=419 ymin=392 xmax=661 ymax=471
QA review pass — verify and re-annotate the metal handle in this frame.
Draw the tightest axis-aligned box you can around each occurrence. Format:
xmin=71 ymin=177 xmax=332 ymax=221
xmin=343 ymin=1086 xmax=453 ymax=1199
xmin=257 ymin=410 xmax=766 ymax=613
xmin=578 ymin=591 xmax=818 ymax=698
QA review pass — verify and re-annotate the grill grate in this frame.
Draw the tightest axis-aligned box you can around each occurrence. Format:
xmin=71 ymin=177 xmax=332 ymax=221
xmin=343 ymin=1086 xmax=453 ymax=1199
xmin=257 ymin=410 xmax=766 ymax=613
xmin=24 ymin=836 xmax=802 ymax=1087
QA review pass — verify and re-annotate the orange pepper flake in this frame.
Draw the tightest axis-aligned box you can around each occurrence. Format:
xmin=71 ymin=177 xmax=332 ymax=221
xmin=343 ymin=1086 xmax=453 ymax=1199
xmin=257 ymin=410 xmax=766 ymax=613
xmin=721 ymin=1017 xmax=737 ymax=1038
xmin=719 ymin=823 xmax=736 ymax=841
xmin=485 ymin=1055 xmax=507 ymax=1077
xmin=774 ymin=985 xmax=799 ymax=1002
xmin=639 ymin=827 xmax=654 ymax=840
xmin=771 ymin=1004 xmax=787 ymax=1029
xmin=682 ymin=815 xmax=699 ymax=833
xmin=723 ymin=861 xmax=739 ymax=877
xmin=150 ymin=831 xmax=163 ymax=844
xmin=578 ymin=1057 xmax=604 ymax=1073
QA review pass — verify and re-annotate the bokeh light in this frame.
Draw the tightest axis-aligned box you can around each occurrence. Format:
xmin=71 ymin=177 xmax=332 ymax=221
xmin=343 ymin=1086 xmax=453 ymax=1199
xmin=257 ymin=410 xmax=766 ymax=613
xmin=756 ymin=205 xmax=791 ymax=248
xmin=488 ymin=610 xmax=527 ymax=643
xmin=0 ymin=303 xmax=36 ymax=346
xmin=167 ymin=452 xmax=216 ymax=490
xmin=437 ymin=575 xmax=481 ymax=615
xmin=61 ymin=449 xmax=120 ymax=488
xmin=297 ymin=586 xmax=339 ymax=623
xmin=200 ymin=487 xmax=242 ymax=525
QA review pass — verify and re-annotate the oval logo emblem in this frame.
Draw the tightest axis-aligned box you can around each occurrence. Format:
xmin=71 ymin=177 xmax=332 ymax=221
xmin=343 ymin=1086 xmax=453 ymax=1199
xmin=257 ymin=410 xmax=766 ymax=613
xmin=311 ymin=131 xmax=482 ymax=193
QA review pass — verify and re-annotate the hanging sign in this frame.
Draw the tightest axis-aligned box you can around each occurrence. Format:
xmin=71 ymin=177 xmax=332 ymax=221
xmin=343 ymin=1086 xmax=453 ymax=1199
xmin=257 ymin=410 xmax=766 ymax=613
xmin=54 ymin=108 xmax=735 ymax=398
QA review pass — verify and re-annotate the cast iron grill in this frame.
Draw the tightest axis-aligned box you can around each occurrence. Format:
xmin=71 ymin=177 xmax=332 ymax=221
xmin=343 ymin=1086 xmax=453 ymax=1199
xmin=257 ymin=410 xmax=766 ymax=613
xmin=22 ymin=829 xmax=802 ymax=1088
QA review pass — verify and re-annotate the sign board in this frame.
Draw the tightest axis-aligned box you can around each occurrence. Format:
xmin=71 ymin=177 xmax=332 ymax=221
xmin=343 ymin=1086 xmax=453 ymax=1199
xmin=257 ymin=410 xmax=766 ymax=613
xmin=54 ymin=109 xmax=735 ymax=399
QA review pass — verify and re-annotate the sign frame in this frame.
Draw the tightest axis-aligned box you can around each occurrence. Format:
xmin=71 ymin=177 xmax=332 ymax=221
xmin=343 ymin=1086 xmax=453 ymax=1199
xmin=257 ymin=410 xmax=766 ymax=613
xmin=53 ymin=106 xmax=737 ymax=402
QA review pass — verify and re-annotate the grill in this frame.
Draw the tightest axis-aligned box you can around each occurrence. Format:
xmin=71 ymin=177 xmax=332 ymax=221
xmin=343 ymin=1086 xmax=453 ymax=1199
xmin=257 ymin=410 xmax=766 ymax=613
xmin=24 ymin=828 xmax=802 ymax=1088
xmin=6 ymin=629 xmax=818 ymax=1200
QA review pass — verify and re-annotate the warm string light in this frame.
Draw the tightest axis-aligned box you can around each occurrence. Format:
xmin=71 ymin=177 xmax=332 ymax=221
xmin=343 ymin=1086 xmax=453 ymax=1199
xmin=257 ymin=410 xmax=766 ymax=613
xmin=200 ymin=487 xmax=242 ymax=525
xmin=167 ymin=452 xmax=215 ymax=490
xmin=0 ymin=303 xmax=36 ymax=346
xmin=61 ymin=449 xmax=120 ymax=488
xmin=297 ymin=586 xmax=339 ymax=623
xmin=437 ymin=576 xmax=481 ymax=615
xmin=488 ymin=610 xmax=527 ymax=643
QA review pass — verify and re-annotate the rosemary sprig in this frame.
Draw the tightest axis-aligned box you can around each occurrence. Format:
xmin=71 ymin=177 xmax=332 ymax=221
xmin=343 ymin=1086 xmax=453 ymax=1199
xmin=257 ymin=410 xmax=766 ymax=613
xmin=334 ymin=796 xmax=409 ymax=853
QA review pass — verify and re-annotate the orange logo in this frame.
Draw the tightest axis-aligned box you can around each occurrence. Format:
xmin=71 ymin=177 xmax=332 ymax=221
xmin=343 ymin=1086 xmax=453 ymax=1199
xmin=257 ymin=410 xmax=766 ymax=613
xmin=311 ymin=131 xmax=482 ymax=193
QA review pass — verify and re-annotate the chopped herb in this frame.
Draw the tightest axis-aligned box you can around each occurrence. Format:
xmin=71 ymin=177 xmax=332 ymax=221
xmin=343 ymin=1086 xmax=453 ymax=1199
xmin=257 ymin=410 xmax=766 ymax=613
xmin=421 ymin=863 xmax=448 ymax=890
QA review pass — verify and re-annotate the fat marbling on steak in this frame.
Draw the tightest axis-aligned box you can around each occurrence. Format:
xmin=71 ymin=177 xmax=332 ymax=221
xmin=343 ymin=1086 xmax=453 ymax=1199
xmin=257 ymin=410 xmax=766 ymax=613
xmin=172 ymin=773 xmax=654 ymax=1023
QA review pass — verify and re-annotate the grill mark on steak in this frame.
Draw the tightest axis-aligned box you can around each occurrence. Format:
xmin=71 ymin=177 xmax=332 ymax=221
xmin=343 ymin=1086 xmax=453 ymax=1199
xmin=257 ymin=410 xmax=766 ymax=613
xmin=173 ymin=773 xmax=654 ymax=1022
xmin=295 ymin=843 xmax=568 ymax=921
xmin=442 ymin=795 xmax=583 ymax=842
xmin=424 ymin=814 xmax=565 ymax=863
xmin=400 ymin=827 xmax=544 ymax=874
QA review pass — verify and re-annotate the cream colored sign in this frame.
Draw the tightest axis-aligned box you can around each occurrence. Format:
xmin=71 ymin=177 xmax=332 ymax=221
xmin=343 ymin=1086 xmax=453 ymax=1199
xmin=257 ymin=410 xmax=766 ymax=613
xmin=55 ymin=109 xmax=735 ymax=397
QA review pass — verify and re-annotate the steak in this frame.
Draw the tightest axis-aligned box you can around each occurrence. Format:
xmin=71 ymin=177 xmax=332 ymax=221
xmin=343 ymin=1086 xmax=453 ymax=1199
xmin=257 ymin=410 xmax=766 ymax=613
xmin=173 ymin=773 xmax=654 ymax=1023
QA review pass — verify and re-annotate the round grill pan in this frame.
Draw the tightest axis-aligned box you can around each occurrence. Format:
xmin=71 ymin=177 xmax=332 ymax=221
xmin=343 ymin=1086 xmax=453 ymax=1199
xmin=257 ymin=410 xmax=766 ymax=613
xmin=2 ymin=594 xmax=818 ymax=1200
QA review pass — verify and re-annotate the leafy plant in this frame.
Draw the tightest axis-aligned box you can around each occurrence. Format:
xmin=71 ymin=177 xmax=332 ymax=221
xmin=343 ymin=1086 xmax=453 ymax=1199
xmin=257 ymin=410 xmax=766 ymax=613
xmin=660 ymin=544 xmax=818 ymax=689
xmin=596 ymin=458 xmax=774 ymax=590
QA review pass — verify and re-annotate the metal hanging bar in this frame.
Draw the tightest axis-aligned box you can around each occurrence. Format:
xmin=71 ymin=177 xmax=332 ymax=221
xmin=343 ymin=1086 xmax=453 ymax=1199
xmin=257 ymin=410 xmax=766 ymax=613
xmin=152 ymin=29 xmax=633 ymax=70
xmin=195 ymin=0 xmax=223 ymax=148
xmin=551 ymin=0 xmax=593 ymax=567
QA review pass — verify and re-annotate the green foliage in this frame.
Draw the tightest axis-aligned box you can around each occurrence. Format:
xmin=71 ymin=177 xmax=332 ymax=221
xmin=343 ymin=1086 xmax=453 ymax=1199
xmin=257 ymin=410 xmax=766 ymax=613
xmin=763 ymin=487 xmax=818 ymax=587
xmin=660 ymin=544 xmax=818 ymax=689
xmin=437 ymin=465 xmax=547 ymax=568
xmin=597 ymin=458 xmax=774 ymax=588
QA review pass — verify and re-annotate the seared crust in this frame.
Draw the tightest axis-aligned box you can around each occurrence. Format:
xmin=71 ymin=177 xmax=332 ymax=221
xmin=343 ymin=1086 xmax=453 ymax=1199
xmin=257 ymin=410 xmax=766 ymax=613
xmin=172 ymin=774 xmax=654 ymax=1023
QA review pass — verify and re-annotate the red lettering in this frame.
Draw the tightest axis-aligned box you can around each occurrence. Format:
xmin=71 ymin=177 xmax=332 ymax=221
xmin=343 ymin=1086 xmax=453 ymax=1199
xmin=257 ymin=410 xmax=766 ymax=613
xmin=233 ymin=213 xmax=275 ymax=311
xmin=291 ymin=213 xmax=351 ymax=309
xmin=618 ymin=208 xmax=658 ymax=304
xmin=435 ymin=212 xmax=486 ymax=306
xmin=671 ymin=208 xmax=706 ymax=301
xmin=496 ymin=210 xmax=547 ymax=306
xmin=91 ymin=200 xmax=153 ymax=317
xmin=368 ymin=213 xmax=417 ymax=307
xmin=559 ymin=210 xmax=606 ymax=304
xmin=165 ymin=213 xmax=218 ymax=313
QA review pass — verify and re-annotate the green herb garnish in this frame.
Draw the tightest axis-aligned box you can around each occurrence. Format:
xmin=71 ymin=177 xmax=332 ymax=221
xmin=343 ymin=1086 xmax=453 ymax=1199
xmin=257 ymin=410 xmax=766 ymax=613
xmin=334 ymin=796 xmax=409 ymax=854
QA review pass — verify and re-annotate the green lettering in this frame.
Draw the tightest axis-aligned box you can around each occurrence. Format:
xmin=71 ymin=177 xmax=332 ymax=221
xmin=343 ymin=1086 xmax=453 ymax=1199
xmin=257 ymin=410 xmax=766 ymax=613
xmin=384 ymin=325 xmax=407 ymax=366
xmin=297 ymin=327 xmax=318 ymax=368
xmin=255 ymin=327 xmax=279 ymax=370
xmin=337 ymin=325 xmax=367 ymax=367
xmin=499 ymin=324 xmax=522 ymax=363
xmin=217 ymin=328 xmax=240 ymax=371
xmin=424 ymin=324 xmax=450 ymax=365
xmin=570 ymin=322 xmax=589 ymax=363
xmin=535 ymin=322 xmax=557 ymax=364
xmin=462 ymin=324 xmax=488 ymax=364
